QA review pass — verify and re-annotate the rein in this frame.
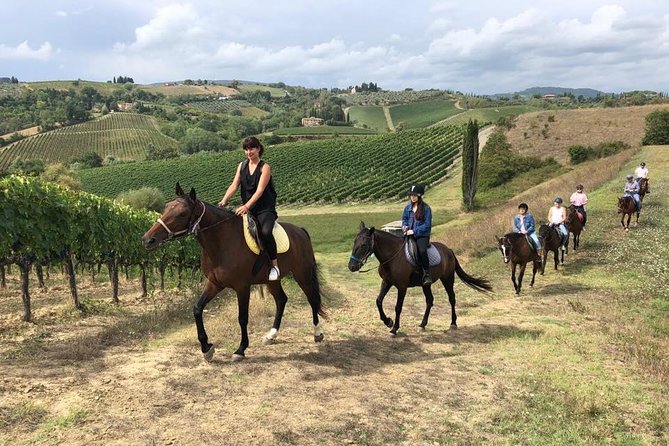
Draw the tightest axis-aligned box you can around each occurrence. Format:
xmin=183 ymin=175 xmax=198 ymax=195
xmin=351 ymin=233 xmax=406 ymax=273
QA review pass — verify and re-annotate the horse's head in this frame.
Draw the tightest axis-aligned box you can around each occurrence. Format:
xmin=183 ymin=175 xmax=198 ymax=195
xmin=142 ymin=183 xmax=199 ymax=250
xmin=497 ymin=235 xmax=512 ymax=264
xmin=538 ymin=223 xmax=551 ymax=239
xmin=348 ymin=221 xmax=375 ymax=272
xmin=617 ymin=196 xmax=630 ymax=214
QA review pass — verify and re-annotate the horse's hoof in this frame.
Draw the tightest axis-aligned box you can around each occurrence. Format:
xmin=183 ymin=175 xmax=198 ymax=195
xmin=231 ymin=353 xmax=245 ymax=362
xmin=262 ymin=337 xmax=276 ymax=346
xmin=314 ymin=333 xmax=324 ymax=343
xmin=419 ymin=324 xmax=426 ymax=330
xmin=385 ymin=318 xmax=394 ymax=328
xmin=389 ymin=331 xmax=397 ymax=337
xmin=449 ymin=324 xmax=457 ymax=330
xmin=203 ymin=345 xmax=215 ymax=362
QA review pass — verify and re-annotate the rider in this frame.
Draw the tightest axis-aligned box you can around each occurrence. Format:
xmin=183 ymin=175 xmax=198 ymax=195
xmin=401 ymin=184 xmax=433 ymax=286
xmin=547 ymin=197 xmax=569 ymax=251
xmin=218 ymin=136 xmax=280 ymax=281
xmin=634 ymin=161 xmax=650 ymax=194
xmin=513 ymin=202 xmax=542 ymax=261
xmin=624 ymin=174 xmax=641 ymax=212
xmin=569 ymin=184 xmax=588 ymax=228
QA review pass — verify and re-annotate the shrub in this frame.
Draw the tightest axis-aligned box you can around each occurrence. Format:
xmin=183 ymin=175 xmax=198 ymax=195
xmin=41 ymin=163 xmax=81 ymax=190
xmin=569 ymin=141 xmax=630 ymax=164
xmin=68 ymin=151 xmax=103 ymax=168
xmin=8 ymin=158 xmax=45 ymax=176
xmin=642 ymin=109 xmax=669 ymax=145
xmin=117 ymin=187 xmax=165 ymax=212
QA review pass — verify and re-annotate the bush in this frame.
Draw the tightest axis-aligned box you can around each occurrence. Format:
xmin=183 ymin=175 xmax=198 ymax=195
xmin=569 ymin=141 xmax=630 ymax=164
xmin=41 ymin=163 xmax=81 ymax=190
xmin=69 ymin=151 xmax=103 ymax=168
xmin=568 ymin=145 xmax=590 ymax=164
xmin=8 ymin=158 xmax=45 ymax=176
xmin=642 ymin=109 xmax=669 ymax=145
xmin=117 ymin=187 xmax=165 ymax=212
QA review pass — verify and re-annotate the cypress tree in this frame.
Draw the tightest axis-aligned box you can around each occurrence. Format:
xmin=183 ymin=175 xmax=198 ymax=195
xmin=461 ymin=119 xmax=479 ymax=211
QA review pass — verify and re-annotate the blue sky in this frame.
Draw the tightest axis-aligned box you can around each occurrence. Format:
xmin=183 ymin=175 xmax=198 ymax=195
xmin=1 ymin=0 xmax=667 ymax=94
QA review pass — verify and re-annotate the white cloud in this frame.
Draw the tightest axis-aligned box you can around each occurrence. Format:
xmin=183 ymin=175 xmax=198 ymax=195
xmin=0 ymin=41 xmax=55 ymax=61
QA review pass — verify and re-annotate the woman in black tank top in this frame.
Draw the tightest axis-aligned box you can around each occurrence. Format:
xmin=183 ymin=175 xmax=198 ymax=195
xmin=218 ymin=137 xmax=280 ymax=281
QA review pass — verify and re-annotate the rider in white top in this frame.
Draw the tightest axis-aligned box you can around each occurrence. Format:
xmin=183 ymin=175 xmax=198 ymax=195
xmin=634 ymin=162 xmax=650 ymax=194
xmin=547 ymin=197 xmax=569 ymax=251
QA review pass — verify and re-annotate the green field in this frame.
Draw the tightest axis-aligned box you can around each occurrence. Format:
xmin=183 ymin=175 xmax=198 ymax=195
xmin=389 ymin=99 xmax=462 ymax=128
xmin=273 ymin=125 xmax=377 ymax=136
xmin=77 ymin=126 xmax=463 ymax=203
xmin=436 ymin=105 xmax=541 ymax=126
xmin=237 ymin=83 xmax=287 ymax=98
xmin=347 ymin=106 xmax=389 ymax=132
xmin=23 ymin=80 xmax=125 ymax=96
xmin=0 ymin=113 xmax=177 ymax=170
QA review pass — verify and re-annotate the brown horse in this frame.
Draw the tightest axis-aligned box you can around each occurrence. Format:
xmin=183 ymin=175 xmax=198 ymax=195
xmin=538 ymin=223 xmax=566 ymax=273
xmin=142 ymin=184 xmax=325 ymax=362
xmin=638 ymin=178 xmax=649 ymax=204
xmin=565 ymin=205 xmax=584 ymax=250
xmin=348 ymin=222 xmax=492 ymax=335
xmin=497 ymin=233 xmax=540 ymax=294
xmin=617 ymin=196 xmax=639 ymax=231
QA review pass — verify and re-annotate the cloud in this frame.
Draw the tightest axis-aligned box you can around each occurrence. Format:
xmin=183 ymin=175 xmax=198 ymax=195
xmin=0 ymin=41 xmax=55 ymax=61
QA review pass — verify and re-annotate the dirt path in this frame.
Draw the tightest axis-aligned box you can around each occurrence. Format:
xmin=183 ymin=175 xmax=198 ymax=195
xmin=1 ymin=148 xmax=667 ymax=445
xmin=382 ymin=106 xmax=395 ymax=132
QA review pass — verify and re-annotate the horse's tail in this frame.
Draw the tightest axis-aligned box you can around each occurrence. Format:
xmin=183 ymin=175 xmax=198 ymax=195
xmin=453 ymin=252 xmax=494 ymax=293
xmin=302 ymin=227 xmax=327 ymax=318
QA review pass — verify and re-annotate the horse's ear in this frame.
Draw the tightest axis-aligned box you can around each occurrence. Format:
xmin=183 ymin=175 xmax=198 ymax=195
xmin=189 ymin=187 xmax=197 ymax=201
xmin=175 ymin=182 xmax=184 ymax=196
xmin=359 ymin=221 xmax=366 ymax=231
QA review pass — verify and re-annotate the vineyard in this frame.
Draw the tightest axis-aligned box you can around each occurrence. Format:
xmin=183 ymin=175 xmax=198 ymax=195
xmin=0 ymin=113 xmax=178 ymax=170
xmin=340 ymin=89 xmax=449 ymax=105
xmin=77 ymin=126 xmax=464 ymax=204
xmin=272 ymin=126 xmax=377 ymax=135
xmin=184 ymin=99 xmax=252 ymax=113
xmin=346 ymin=106 xmax=389 ymax=132
xmin=0 ymin=175 xmax=199 ymax=322
xmin=389 ymin=99 xmax=462 ymax=128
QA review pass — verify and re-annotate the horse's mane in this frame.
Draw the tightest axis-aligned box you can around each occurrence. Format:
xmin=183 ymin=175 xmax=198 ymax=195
xmin=503 ymin=232 xmax=524 ymax=242
xmin=202 ymin=200 xmax=236 ymax=219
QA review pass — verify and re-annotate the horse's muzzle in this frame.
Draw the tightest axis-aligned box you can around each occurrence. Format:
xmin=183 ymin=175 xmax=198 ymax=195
xmin=348 ymin=260 xmax=361 ymax=272
xmin=142 ymin=236 xmax=160 ymax=251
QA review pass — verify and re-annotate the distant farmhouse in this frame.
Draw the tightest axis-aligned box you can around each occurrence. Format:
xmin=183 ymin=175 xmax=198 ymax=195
xmin=301 ymin=117 xmax=324 ymax=127
xmin=117 ymin=102 xmax=134 ymax=111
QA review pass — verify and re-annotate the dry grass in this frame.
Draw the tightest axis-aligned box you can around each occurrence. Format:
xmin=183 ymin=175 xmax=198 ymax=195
xmin=506 ymin=104 xmax=667 ymax=164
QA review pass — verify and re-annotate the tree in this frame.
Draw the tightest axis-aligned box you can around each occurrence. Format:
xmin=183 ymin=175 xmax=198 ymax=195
xmin=461 ymin=120 xmax=479 ymax=211
xmin=642 ymin=109 xmax=669 ymax=145
xmin=41 ymin=163 xmax=81 ymax=190
xmin=117 ymin=187 xmax=165 ymax=212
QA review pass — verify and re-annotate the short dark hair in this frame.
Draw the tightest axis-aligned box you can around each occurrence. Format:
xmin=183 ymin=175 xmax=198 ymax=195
xmin=242 ymin=136 xmax=264 ymax=157
xmin=518 ymin=202 xmax=528 ymax=211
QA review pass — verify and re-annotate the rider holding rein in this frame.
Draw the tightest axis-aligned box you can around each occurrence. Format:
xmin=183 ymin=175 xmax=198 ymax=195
xmin=547 ymin=197 xmax=569 ymax=250
xmin=624 ymin=174 xmax=641 ymax=212
xmin=402 ymin=184 xmax=433 ymax=286
xmin=218 ymin=136 xmax=280 ymax=281
xmin=569 ymin=184 xmax=588 ymax=228
xmin=634 ymin=161 xmax=650 ymax=194
xmin=513 ymin=203 xmax=541 ymax=261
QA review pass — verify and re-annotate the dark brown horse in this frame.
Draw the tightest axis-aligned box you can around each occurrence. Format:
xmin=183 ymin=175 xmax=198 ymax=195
xmin=142 ymin=184 xmax=325 ymax=362
xmin=617 ymin=196 xmax=639 ymax=231
xmin=638 ymin=178 xmax=649 ymax=204
xmin=565 ymin=205 xmax=584 ymax=250
xmin=348 ymin=222 xmax=492 ymax=335
xmin=538 ymin=223 xmax=566 ymax=273
xmin=497 ymin=233 xmax=540 ymax=294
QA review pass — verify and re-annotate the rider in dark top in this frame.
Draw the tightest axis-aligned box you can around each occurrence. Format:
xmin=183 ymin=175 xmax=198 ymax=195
xmin=401 ymin=184 xmax=433 ymax=286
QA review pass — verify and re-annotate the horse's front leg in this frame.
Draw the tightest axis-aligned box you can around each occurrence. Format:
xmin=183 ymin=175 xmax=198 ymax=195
xmin=553 ymin=249 xmax=559 ymax=270
xmin=193 ymin=280 xmax=223 ymax=362
xmin=232 ymin=286 xmax=251 ymax=361
xmin=511 ymin=263 xmax=519 ymax=294
xmin=389 ymin=287 xmax=407 ymax=336
xmin=263 ymin=282 xmax=288 ymax=345
xmin=517 ymin=262 xmax=527 ymax=295
xmin=375 ymin=280 xmax=393 ymax=328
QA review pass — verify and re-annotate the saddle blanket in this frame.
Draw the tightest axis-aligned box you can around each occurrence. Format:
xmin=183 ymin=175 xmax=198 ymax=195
xmin=242 ymin=215 xmax=290 ymax=255
xmin=404 ymin=238 xmax=442 ymax=267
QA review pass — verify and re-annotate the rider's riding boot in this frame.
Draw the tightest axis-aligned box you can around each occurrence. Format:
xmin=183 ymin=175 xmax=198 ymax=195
xmin=535 ymin=249 xmax=542 ymax=262
xmin=421 ymin=269 xmax=432 ymax=286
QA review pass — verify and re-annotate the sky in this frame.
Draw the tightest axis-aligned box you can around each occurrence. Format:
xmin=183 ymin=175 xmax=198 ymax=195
xmin=1 ymin=0 xmax=668 ymax=94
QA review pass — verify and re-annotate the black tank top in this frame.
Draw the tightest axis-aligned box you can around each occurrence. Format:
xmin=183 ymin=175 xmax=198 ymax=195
xmin=240 ymin=159 xmax=277 ymax=214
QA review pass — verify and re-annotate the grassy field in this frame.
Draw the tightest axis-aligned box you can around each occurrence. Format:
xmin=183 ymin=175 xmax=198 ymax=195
xmin=389 ymin=99 xmax=462 ymax=128
xmin=273 ymin=126 xmax=377 ymax=136
xmin=347 ymin=106 xmax=390 ymax=132
xmin=435 ymin=105 xmax=540 ymax=127
xmin=237 ymin=83 xmax=287 ymax=98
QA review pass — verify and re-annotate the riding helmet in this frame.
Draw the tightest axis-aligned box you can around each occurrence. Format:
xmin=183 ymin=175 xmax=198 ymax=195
xmin=554 ymin=197 xmax=563 ymax=204
xmin=576 ymin=184 xmax=584 ymax=190
xmin=640 ymin=162 xmax=646 ymax=167
xmin=407 ymin=184 xmax=425 ymax=196
xmin=626 ymin=174 xmax=633 ymax=180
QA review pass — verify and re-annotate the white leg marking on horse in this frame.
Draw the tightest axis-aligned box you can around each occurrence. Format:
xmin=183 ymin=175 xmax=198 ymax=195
xmin=314 ymin=322 xmax=324 ymax=342
xmin=262 ymin=328 xmax=278 ymax=345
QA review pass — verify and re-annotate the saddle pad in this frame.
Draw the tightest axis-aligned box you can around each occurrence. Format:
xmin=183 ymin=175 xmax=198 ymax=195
xmin=404 ymin=239 xmax=441 ymax=267
xmin=242 ymin=216 xmax=290 ymax=255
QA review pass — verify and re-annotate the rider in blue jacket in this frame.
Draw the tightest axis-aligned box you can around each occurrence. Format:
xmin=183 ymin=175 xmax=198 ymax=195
xmin=513 ymin=202 xmax=542 ymax=261
xmin=402 ymin=184 xmax=433 ymax=286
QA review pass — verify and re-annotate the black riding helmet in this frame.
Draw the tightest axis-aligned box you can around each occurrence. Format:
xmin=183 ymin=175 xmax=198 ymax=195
xmin=407 ymin=184 xmax=425 ymax=196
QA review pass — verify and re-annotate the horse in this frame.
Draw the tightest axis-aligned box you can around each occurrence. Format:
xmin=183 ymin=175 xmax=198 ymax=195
xmin=538 ymin=223 xmax=566 ymax=273
xmin=348 ymin=222 xmax=492 ymax=335
xmin=617 ymin=196 xmax=639 ymax=231
xmin=638 ymin=178 xmax=649 ymax=204
xmin=142 ymin=183 xmax=326 ymax=362
xmin=496 ymin=233 xmax=540 ymax=295
xmin=564 ymin=205 xmax=583 ymax=250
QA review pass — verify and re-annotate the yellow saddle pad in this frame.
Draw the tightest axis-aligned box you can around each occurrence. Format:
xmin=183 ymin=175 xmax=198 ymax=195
xmin=242 ymin=216 xmax=290 ymax=255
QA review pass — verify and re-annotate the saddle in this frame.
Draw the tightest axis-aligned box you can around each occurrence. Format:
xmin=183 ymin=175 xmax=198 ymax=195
xmin=404 ymin=237 xmax=441 ymax=268
xmin=242 ymin=215 xmax=290 ymax=255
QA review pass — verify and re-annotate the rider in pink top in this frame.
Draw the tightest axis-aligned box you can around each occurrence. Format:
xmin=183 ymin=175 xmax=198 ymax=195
xmin=569 ymin=184 xmax=588 ymax=227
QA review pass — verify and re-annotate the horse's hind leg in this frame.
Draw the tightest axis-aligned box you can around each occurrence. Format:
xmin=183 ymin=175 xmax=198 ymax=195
xmin=419 ymin=284 xmax=435 ymax=329
xmin=517 ymin=263 xmax=527 ymax=294
xmin=263 ymin=282 xmax=288 ymax=345
xmin=440 ymin=274 xmax=457 ymax=329
xmin=232 ymin=286 xmax=251 ymax=361
xmin=389 ymin=288 xmax=407 ymax=336
xmin=193 ymin=281 xmax=222 ymax=362
xmin=295 ymin=264 xmax=324 ymax=342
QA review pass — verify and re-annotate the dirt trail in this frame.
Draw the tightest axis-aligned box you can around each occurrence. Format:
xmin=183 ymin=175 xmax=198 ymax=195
xmin=382 ymin=106 xmax=395 ymax=132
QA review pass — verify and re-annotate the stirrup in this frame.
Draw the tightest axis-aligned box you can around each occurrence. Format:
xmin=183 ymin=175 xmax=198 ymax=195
xmin=269 ymin=266 xmax=280 ymax=281
xmin=421 ymin=271 xmax=432 ymax=286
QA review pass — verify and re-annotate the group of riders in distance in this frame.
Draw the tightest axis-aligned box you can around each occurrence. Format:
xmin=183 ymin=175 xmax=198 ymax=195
xmin=141 ymin=137 xmax=650 ymax=360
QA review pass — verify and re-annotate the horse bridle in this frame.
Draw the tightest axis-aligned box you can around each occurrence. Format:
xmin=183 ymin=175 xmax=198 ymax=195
xmin=350 ymin=232 xmax=407 ymax=273
xmin=155 ymin=199 xmax=236 ymax=242
xmin=499 ymin=236 xmax=512 ymax=263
